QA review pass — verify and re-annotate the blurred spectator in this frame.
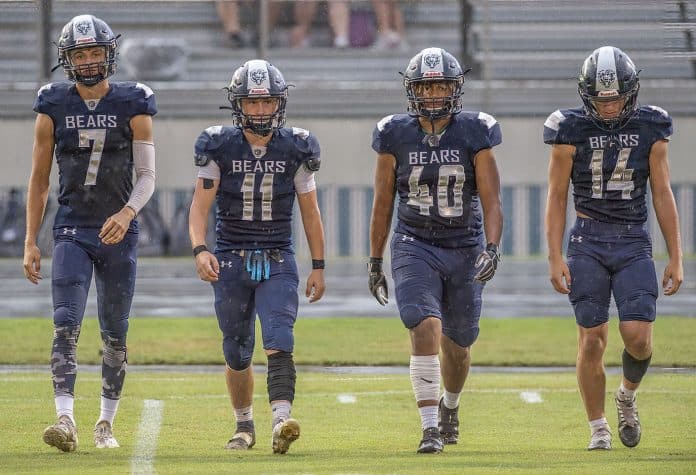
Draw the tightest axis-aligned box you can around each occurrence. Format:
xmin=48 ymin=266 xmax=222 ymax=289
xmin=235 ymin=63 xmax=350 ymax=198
xmin=290 ymin=1 xmax=350 ymax=48
xmin=371 ymin=0 xmax=408 ymax=51
xmin=216 ymin=1 xmax=283 ymax=47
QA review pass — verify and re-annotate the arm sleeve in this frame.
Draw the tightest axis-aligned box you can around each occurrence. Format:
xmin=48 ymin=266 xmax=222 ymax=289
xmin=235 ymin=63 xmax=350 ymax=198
xmin=197 ymin=160 xmax=221 ymax=180
xmin=126 ymin=140 xmax=156 ymax=214
xmin=294 ymin=165 xmax=316 ymax=194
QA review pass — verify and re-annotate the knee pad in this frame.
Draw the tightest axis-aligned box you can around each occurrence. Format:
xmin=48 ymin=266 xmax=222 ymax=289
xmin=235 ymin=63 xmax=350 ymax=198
xmin=267 ymin=352 xmax=296 ymax=403
xmin=51 ymin=325 xmax=81 ymax=397
xmin=622 ymin=349 xmax=652 ymax=384
xmin=223 ymin=335 xmax=254 ymax=371
xmin=443 ymin=325 xmax=479 ymax=348
xmin=618 ymin=293 xmax=657 ymax=322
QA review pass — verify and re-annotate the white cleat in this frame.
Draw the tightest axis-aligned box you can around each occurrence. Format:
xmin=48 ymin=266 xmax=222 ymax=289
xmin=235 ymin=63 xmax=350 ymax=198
xmin=94 ymin=420 xmax=120 ymax=449
xmin=271 ymin=418 xmax=300 ymax=454
xmin=587 ymin=427 xmax=612 ymax=451
xmin=43 ymin=416 xmax=78 ymax=452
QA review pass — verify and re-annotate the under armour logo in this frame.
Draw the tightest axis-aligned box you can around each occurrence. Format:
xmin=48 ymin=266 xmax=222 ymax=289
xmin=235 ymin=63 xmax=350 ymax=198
xmin=62 ymin=227 xmax=77 ymax=235
xmin=570 ymin=235 xmax=583 ymax=243
xmin=402 ymin=235 xmax=414 ymax=242
xmin=219 ymin=260 xmax=234 ymax=268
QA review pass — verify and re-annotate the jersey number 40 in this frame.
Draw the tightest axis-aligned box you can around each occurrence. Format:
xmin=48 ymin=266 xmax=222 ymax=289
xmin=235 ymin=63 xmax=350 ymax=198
xmin=407 ymin=165 xmax=465 ymax=217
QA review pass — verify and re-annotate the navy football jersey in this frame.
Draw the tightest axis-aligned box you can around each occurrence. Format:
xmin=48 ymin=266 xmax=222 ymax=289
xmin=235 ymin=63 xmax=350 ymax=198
xmin=544 ymin=106 xmax=672 ymax=224
xmin=33 ymin=81 xmax=157 ymax=229
xmin=372 ymin=112 xmax=502 ymax=248
xmin=194 ymin=126 xmax=320 ymax=251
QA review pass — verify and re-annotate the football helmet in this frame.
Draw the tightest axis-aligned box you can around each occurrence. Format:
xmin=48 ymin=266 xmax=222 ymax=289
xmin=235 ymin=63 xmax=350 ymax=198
xmin=225 ymin=59 xmax=288 ymax=136
xmin=57 ymin=14 xmax=118 ymax=86
xmin=403 ymin=47 xmax=468 ymax=119
xmin=578 ymin=46 xmax=640 ymax=130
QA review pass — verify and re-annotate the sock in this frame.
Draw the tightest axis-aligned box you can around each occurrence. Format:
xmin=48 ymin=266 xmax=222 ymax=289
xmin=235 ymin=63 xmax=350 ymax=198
xmin=234 ymin=405 xmax=253 ymax=423
xmin=618 ymin=382 xmax=636 ymax=401
xmin=589 ymin=417 xmax=609 ymax=434
xmin=419 ymin=405 xmax=439 ymax=431
xmin=271 ymin=400 xmax=291 ymax=428
xmin=98 ymin=396 xmax=120 ymax=426
xmin=443 ymin=390 xmax=460 ymax=409
xmin=55 ymin=395 xmax=75 ymax=425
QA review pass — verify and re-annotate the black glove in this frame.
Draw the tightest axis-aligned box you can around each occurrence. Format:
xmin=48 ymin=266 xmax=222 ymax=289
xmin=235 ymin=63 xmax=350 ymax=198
xmin=367 ymin=257 xmax=389 ymax=306
xmin=474 ymin=243 xmax=500 ymax=283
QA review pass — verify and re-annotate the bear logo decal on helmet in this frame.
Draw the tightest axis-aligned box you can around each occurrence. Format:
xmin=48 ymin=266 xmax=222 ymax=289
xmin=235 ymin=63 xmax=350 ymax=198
xmin=423 ymin=53 xmax=440 ymax=69
xmin=597 ymin=69 xmax=616 ymax=89
xmin=250 ymin=68 xmax=268 ymax=86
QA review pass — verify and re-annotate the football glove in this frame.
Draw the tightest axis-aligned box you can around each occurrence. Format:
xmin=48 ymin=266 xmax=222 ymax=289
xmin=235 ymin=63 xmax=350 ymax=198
xmin=367 ymin=257 xmax=389 ymax=306
xmin=474 ymin=243 xmax=500 ymax=283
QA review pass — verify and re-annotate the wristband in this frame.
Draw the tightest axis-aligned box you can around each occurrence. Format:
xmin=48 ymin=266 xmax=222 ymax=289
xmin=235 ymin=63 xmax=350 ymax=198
xmin=312 ymin=259 xmax=325 ymax=270
xmin=368 ymin=257 xmax=383 ymax=273
xmin=193 ymin=245 xmax=208 ymax=257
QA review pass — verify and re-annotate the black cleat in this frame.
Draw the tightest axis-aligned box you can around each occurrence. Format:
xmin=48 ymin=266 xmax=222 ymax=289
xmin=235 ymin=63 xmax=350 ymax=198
xmin=616 ymin=391 xmax=641 ymax=448
xmin=438 ymin=398 xmax=459 ymax=445
xmin=417 ymin=427 xmax=444 ymax=454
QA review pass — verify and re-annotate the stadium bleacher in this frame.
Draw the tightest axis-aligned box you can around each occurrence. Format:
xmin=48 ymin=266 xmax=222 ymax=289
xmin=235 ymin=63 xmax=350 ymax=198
xmin=0 ymin=0 xmax=694 ymax=118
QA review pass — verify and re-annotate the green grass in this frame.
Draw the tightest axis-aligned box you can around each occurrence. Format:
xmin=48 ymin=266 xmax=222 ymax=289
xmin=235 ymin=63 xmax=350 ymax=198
xmin=1 ymin=316 xmax=696 ymax=367
xmin=1 ymin=370 xmax=694 ymax=474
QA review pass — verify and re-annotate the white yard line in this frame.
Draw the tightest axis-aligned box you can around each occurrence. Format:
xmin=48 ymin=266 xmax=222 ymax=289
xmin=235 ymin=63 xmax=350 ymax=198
xmin=520 ymin=391 xmax=544 ymax=403
xmin=131 ymin=399 xmax=164 ymax=475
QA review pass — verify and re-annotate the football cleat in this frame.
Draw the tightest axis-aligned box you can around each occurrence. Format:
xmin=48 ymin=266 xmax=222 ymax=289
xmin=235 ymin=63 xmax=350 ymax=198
xmin=271 ymin=418 xmax=300 ymax=454
xmin=225 ymin=430 xmax=256 ymax=450
xmin=616 ymin=391 xmax=641 ymax=447
xmin=43 ymin=415 xmax=78 ymax=452
xmin=417 ymin=427 xmax=444 ymax=454
xmin=438 ymin=398 xmax=459 ymax=445
xmin=94 ymin=420 xmax=120 ymax=449
xmin=587 ymin=427 xmax=612 ymax=451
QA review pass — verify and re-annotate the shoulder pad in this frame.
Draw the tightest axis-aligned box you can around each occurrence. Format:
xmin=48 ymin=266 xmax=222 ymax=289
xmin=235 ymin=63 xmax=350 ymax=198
xmin=36 ymin=82 xmax=74 ymax=105
xmin=477 ymin=111 xmax=498 ymax=130
xmin=376 ymin=114 xmax=395 ymax=132
xmin=112 ymin=82 xmax=157 ymax=116
xmin=194 ymin=125 xmax=226 ymax=166
xmin=643 ymin=105 xmax=672 ymax=141
xmin=292 ymin=127 xmax=310 ymax=140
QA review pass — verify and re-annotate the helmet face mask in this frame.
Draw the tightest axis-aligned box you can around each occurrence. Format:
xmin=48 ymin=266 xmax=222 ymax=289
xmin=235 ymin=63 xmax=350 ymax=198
xmin=58 ymin=14 xmax=118 ymax=86
xmin=578 ymin=46 xmax=640 ymax=130
xmin=403 ymin=47 xmax=466 ymax=119
xmin=226 ymin=59 xmax=288 ymax=136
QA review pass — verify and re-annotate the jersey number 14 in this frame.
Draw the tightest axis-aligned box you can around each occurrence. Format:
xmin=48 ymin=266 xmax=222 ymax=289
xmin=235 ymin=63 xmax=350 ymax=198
xmin=591 ymin=148 xmax=634 ymax=200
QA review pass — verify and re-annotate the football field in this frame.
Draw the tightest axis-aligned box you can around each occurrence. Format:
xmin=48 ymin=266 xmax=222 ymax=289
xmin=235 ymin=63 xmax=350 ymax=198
xmin=1 ymin=368 xmax=695 ymax=474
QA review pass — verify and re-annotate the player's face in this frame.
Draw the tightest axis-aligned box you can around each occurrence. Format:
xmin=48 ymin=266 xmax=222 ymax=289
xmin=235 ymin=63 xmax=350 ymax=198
xmin=592 ymin=96 xmax=627 ymax=120
xmin=241 ymin=97 xmax=279 ymax=118
xmin=414 ymin=81 xmax=455 ymax=110
xmin=69 ymin=46 xmax=106 ymax=76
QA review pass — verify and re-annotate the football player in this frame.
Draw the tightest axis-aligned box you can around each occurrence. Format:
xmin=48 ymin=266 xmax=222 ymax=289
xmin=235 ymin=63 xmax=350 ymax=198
xmin=544 ymin=46 xmax=683 ymax=450
xmin=24 ymin=14 xmax=157 ymax=451
xmin=188 ymin=59 xmax=326 ymax=454
xmin=368 ymin=47 xmax=503 ymax=453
